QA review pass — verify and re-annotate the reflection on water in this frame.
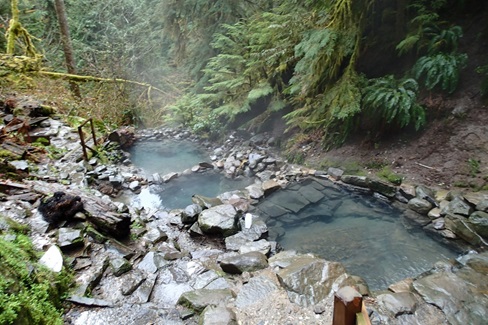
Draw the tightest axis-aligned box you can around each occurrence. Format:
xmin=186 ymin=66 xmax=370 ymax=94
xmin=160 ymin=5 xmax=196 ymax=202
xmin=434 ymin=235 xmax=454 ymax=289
xmin=261 ymin=184 xmax=460 ymax=291
xmin=128 ymin=140 xmax=209 ymax=176
xmin=137 ymin=171 xmax=253 ymax=210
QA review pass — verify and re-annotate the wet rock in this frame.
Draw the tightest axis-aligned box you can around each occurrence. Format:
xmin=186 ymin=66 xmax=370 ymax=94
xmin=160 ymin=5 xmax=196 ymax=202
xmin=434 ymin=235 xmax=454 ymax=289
xmin=341 ymin=175 xmax=369 ymax=188
xmin=181 ymin=204 xmax=202 ymax=224
xmin=408 ymin=198 xmax=433 ymax=215
xmin=388 ymin=278 xmax=414 ymax=293
xmin=220 ymin=251 xmax=269 ymax=274
xmin=445 ymin=214 xmax=482 ymax=245
xmin=192 ymin=194 xmax=223 ymax=209
xmin=376 ymin=292 xmax=418 ymax=317
xmin=141 ymin=228 xmax=168 ymax=245
xmin=120 ymin=270 xmax=146 ymax=296
xmin=441 ymin=196 xmax=473 ymax=217
xmin=327 ymin=167 xmax=344 ymax=181
xmin=39 ymin=245 xmax=63 ymax=272
xmin=245 ymin=183 xmax=264 ymax=200
xmin=129 ymin=180 xmax=141 ymax=192
xmin=403 ymin=209 xmax=431 ymax=226
xmin=198 ymin=204 xmax=239 ymax=237
xmin=200 ymin=305 xmax=237 ymax=325
xmin=415 ymin=185 xmax=436 ymax=201
xmin=58 ymin=227 xmax=84 ymax=250
xmin=137 ymin=251 xmax=167 ymax=274
xmin=110 ymin=257 xmax=132 ymax=276
xmin=177 ymin=288 xmax=234 ymax=313
xmin=235 ymin=273 xmax=279 ymax=308
xmin=367 ymin=179 xmax=397 ymax=198
xmin=38 ymin=191 xmax=83 ymax=224
xmin=476 ymin=199 xmax=488 ymax=213
xmin=261 ymin=179 xmax=281 ymax=195
xmin=267 ymin=190 xmax=310 ymax=213
xmin=129 ymin=273 xmax=158 ymax=303
xmin=428 ymin=207 xmax=442 ymax=219
xmin=468 ymin=211 xmax=488 ymax=239
xmin=238 ymin=239 xmax=271 ymax=255
xmin=274 ymin=253 xmax=348 ymax=307
xmin=239 ymin=216 xmax=268 ymax=240
xmin=413 ymin=271 xmax=488 ymax=325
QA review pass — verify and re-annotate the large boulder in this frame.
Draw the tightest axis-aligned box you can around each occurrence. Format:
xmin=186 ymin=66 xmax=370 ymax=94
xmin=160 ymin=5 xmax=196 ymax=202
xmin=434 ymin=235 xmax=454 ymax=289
xmin=220 ymin=251 xmax=269 ymax=274
xmin=177 ymin=289 xmax=234 ymax=313
xmin=272 ymin=253 xmax=349 ymax=307
xmin=198 ymin=204 xmax=239 ymax=237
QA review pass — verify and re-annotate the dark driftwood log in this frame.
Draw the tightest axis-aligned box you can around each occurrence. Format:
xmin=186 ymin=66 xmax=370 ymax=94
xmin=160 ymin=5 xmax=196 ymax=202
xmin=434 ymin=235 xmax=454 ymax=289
xmin=27 ymin=181 xmax=131 ymax=239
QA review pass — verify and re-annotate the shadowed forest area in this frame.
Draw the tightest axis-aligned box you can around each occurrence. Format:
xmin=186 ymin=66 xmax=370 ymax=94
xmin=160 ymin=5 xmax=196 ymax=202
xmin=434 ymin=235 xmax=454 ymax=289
xmin=1 ymin=0 xmax=488 ymax=185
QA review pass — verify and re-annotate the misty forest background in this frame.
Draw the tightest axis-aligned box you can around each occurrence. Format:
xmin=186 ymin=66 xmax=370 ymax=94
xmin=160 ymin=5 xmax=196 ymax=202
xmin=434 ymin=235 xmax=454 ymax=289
xmin=1 ymin=0 xmax=487 ymax=157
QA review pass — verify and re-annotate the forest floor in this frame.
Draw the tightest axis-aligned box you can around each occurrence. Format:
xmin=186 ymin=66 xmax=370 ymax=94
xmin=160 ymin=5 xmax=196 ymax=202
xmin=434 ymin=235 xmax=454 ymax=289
xmin=304 ymin=93 xmax=488 ymax=192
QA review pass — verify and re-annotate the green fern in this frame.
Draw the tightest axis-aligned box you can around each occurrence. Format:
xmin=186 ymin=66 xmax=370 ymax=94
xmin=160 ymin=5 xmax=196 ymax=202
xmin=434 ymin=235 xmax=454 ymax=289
xmin=362 ymin=76 xmax=426 ymax=130
xmin=413 ymin=53 xmax=467 ymax=93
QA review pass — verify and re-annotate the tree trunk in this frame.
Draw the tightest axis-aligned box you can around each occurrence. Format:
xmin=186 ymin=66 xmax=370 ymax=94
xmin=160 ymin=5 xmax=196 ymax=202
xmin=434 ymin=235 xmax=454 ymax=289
xmin=53 ymin=0 xmax=81 ymax=98
xmin=6 ymin=0 xmax=20 ymax=54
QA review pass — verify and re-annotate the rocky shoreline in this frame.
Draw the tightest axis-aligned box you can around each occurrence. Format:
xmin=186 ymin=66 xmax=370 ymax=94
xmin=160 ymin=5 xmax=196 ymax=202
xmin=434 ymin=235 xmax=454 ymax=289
xmin=1 ymin=115 xmax=488 ymax=324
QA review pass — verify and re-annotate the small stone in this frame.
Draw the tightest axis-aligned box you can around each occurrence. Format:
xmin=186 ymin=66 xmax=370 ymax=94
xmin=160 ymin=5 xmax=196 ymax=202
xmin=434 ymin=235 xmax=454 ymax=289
xmin=39 ymin=245 xmax=63 ymax=273
xmin=110 ymin=257 xmax=132 ymax=276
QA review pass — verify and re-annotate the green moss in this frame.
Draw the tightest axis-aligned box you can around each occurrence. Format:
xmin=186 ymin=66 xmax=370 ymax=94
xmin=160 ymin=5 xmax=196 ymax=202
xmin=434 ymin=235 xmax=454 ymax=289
xmin=0 ymin=217 xmax=73 ymax=325
xmin=378 ymin=166 xmax=403 ymax=185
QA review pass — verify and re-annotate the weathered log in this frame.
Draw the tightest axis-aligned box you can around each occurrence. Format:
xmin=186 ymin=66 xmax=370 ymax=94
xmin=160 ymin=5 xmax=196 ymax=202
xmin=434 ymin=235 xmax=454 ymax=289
xmin=27 ymin=181 xmax=131 ymax=239
xmin=1 ymin=141 xmax=26 ymax=158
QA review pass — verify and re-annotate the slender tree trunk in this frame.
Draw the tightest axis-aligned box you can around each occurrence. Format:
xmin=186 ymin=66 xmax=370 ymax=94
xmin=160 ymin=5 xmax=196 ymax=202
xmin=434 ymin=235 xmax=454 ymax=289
xmin=53 ymin=0 xmax=81 ymax=98
xmin=6 ymin=0 xmax=20 ymax=54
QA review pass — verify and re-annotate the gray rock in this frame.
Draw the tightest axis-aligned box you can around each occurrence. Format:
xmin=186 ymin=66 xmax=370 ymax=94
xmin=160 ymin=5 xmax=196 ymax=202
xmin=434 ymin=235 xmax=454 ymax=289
xmin=129 ymin=180 xmax=141 ymax=192
xmin=198 ymin=204 xmax=239 ymax=237
xmin=476 ymin=199 xmax=488 ymax=213
xmin=58 ymin=228 xmax=84 ymax=250
xmin=220 ymin=251 xmax=269 ymax=274
xmin=408 ymin=198 xmax=433 ymax=215
xmin=248 ymin=153 xmax=265 ymax=168
xmin=341 ymin=175 xmax=369 ymax=188
xmin=238 ymin=239 xmax=271 ymax=255
xmin=403 ymin=209 xmax=432 ymax=226
xmin=141 ymin=228 xmax=168 ymax=245
xmin=275 ymin=254 xmax=348 ymax=306
xmin=262 ymin=179 xmax=281 ymax=195
xmin=200 ymin=305 xmax=237 ymax=325
xmin=376 ymin=292 xmax=418 ymax=317
xmin=137 ymin=251 xmax=167 ymax=274
xmin=39 ymin=245 xmax=63 ymax=272
xmin=415 ymin=185 xmax=435 ymax=201
xmin=327 ymin=167 xmax=344 ymax=181
xmin=192 ymin=195 xmax=223 ymax=209
xmin=235 ymin=274 xmax=279 ymax=308
xmin=413 ymin=270 xmax=488 ymax=325
xmin=267 ymin=190 xmax=310 ymax=213
xmin=110 ymin=257 xmax=132 ymax=276
xmin=468 ymin=211 xmax=488 ymax=239
xmin=245 ymin=183 xmax=265 ymax=200
xmin=225 ymin=233 xmax=251 ymax=251
xmin=129 ymin=273 xmax=158 ymax=303
xmin=162 ymin=172 xmax=179 ymax=183
xmin=441 ymin=197 xmax=474 ymax=216
xmin=239 ymin=216 xmax=268 ymax=240
xmin=367 ymin=179 xmax=397 ymax=198
xmin=445 ymin=214 xmax=482 ymax=245
xmin=182 ymin=204 xmax=203 ymax=224
xmin=177 ymin=289 xmax=234 ymax=313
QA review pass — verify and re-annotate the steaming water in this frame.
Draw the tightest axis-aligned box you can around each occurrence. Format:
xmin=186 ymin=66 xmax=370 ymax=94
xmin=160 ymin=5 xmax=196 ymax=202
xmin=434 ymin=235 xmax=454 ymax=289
xmin=127 ymin=140 xmax=252 ymax=210
xmin=128 ymin=140 xmax=209 ymax=176
xmin=131 ymin=171 xmax=253 ymax=210
xmin=260 ymin=184 xmax=460 ymax=291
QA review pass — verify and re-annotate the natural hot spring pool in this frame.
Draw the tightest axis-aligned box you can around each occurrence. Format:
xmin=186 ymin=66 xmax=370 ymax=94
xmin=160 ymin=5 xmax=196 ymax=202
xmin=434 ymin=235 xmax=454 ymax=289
xmin=128 ymin=139 xmax=209 ymax=176
xmin=130 ymin=171 xmax=253 ymax=210
xmin=255 ymin=178 xmax=461 ymax=291
xmin=126 ymin=140 xmax=253 ymax=210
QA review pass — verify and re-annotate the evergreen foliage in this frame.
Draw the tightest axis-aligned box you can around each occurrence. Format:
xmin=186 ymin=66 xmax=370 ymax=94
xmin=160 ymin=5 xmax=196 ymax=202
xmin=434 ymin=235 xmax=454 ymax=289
xmin=413 ymin=53 xmax=467 ymax=93
xmin=362 ymin=76 xmax=425 ymax=130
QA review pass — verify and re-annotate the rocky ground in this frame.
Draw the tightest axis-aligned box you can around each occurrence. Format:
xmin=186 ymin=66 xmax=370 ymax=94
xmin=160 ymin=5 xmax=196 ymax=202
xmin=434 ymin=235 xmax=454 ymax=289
xmin=1 ymin=99 xmax=488 ymax=324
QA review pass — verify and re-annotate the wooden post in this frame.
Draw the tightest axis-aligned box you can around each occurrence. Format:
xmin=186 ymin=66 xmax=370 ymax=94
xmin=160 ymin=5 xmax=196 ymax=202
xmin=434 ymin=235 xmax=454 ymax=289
xmin=332 ymin=286 xmax=363 ymax=325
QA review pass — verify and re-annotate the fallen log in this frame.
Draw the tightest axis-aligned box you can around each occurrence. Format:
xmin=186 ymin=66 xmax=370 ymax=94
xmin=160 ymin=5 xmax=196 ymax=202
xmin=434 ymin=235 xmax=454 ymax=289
xmin=27 ymin=180 xmax=131 ymax=239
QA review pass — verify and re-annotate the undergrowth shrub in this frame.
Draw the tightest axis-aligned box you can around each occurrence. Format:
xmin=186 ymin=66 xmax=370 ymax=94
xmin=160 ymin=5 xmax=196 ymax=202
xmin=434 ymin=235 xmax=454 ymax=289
xmin=413 ymin=53 xmax=467 ymax=94
xmin=0 ymin=218 xmax=72 ymax=325
xmin=362 ymin=76 xmax=426 ymax=131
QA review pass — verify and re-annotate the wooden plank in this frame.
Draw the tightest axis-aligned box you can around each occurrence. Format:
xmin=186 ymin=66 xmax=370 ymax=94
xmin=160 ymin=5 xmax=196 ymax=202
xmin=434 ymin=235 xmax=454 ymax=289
xmin=333 ymin=286 xmax=363 ymax=325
